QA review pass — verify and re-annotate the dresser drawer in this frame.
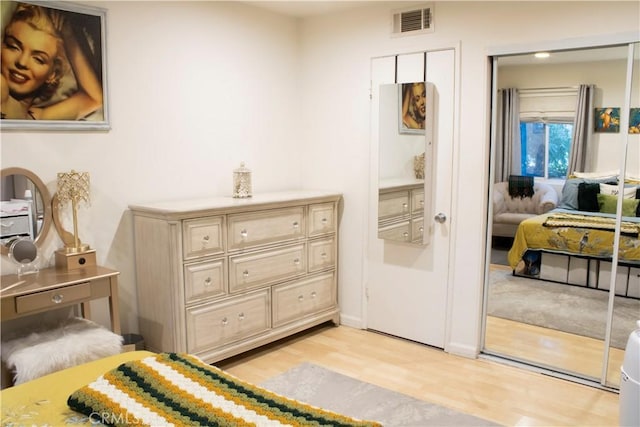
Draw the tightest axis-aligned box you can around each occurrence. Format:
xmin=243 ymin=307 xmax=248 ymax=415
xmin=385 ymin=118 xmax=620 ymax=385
xmin=378 ymin=191 xmax=410 ymax=221
xmin=308 ymin=237 xmax=336 ymax=272
xmin=229 ymin=244 xmax=306 ymax=293
xmin=183 ymin=216 xmax=225 ymax=260
xmin=272 ymin=272 xmax=336 ymax=327
xmin=378 ymin=221 xmax=410 ymax=242
xmin=308 ymin=203 xmax=336 ymax=237
xmin=15 ymin=282 xmax=92 ymax=314
xmin=412 ymin=217 xmax=425 ymax=243
xmin=185 ymin=290 xmax=270 ymax=353
xmin=0 ymin=214 xmax=31 ymax=238
xmin=227 ymin=207 xmax=304 ymax=250
xmin=411 ymin=188 xmax=425 ymax=214
xmin=184 ymin=258 xmax=227 ymax=304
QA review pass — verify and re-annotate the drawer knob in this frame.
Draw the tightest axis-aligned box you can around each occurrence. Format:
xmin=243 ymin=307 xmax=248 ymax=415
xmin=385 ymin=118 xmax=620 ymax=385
xmin=420 ymin=200 xmax=424 ymax=206
xmin=402 ymin=203 xmax=408 ymax=210
xmin=51 ymin=294 xmax=64 ymax=304
xmin=311 ymin=291 xmax=317 ymax=298
xmin=238 ymin=312 xmax=245 ymax=321
xmin=321 ymin=218 xmax=328 ymax=224
xmin=240 ymin=229 xmax=248 ymax=238
xmin=419 ymin=226 xmax=424 ymax=232
xmin=298 ymin=295 xmax=304 ymax=302
xmin=293 ymin=258 xmax=300 ymax=265
xmin=243 ymin=270 xmax=249 ymax=278
xmin=292 ymin=221 xmax=299 ymax=229
xmin=403 ymin=232 xmax=409 ymax=239
xmin=221 ymin=317 xmax=228 ymax=326
xmin=204 ymin=277 xmax=212 ymax=286
xmin=321 ymin=252 xmax=327 ymax=259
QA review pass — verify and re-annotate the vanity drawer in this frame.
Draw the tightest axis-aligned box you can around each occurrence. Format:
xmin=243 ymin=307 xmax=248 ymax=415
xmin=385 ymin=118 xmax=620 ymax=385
xmin=272 ymin=272 xmax=336 ymax=327
xmin=183 ymin=216 xmax=225 ymax=260
xmin=411 ymin=188 xmax=425 ymax=214
xmin=186 ymin=289 xmax=270 ymax=353
xmin=15 ymin=282 xmax=91 ymax=314
xmin=227 ymin=207 xmax=304 ymax=250
xmin=229 ymin=244 xmax=306 ymax=293
xmin=378 ymin=191 xmax=410 ymax=221
xmin=0 ymin=214 xmax=31 ymax=238
xmin=308 ymin=237 xmax=336 ymax=272
xmin=308 ymin=203 xmax=336 ymax=237
xmin=184 ymin=258 xmax=227 ymax=304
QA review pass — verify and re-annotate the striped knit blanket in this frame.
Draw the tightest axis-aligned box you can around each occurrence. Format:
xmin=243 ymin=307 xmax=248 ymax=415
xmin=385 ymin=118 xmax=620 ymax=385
xmin=67 ymin=353 xmax=381 ymax=427
xmin=543 ymin=212 xmax=640 ymax=236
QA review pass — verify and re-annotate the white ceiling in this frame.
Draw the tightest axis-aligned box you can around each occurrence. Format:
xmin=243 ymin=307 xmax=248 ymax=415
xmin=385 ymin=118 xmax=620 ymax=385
xmin=498 ymin=45 xmax=632 ymax=66
xmin=242 ymin=1 xmax=375 ymax=17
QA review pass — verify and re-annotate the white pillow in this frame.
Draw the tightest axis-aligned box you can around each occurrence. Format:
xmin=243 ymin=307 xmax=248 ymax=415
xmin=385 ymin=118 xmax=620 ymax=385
xmin=599 ymin=183 xmax=637 ymax=199
xmin=573 ymin=170 xmax=619 ymax=179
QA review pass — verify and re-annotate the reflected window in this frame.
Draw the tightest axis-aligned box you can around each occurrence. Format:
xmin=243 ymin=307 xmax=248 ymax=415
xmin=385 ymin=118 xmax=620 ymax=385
xmin=520 ymin=121 xmax=573 ymax=178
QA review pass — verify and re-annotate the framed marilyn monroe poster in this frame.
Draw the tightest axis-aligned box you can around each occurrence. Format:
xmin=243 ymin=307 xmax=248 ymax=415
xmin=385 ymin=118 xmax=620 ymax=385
xmin=1 ymin=1 xmax=109 ymax=131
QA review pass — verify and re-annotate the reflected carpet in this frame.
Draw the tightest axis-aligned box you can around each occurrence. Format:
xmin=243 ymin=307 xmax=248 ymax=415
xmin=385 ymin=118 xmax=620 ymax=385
xmin=261 ymin=363 xmax=500 ymax=427
xmin=488 ymin=269 xmax=639 ymax=349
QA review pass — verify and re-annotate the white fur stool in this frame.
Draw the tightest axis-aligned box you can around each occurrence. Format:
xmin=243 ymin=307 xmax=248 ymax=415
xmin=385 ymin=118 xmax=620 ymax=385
xmin=1 ymin=317 xmax=123 ymax=385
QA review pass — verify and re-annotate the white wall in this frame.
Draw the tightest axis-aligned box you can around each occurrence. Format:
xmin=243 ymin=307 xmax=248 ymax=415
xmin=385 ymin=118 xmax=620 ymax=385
xmin=1 ymin=1 xmax=303 ymax=331
xmin=2 ymin=1 xmax=639 ymax=356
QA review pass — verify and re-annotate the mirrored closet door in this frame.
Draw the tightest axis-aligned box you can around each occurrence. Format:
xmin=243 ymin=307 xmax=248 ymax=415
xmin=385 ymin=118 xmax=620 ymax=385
xmin=484 ymin=40 xmax=639 ymax=389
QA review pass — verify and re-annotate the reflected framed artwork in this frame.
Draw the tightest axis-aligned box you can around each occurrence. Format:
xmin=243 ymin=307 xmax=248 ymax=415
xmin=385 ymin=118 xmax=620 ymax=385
xmin=629 ymin=108 xmax=640 ymax=134
xmin=0 ymin=1 xmax=109 ymax=131
xmin=399 ymin=82 xmax=427 ymax=135
xmin=594 ymin=107 xmax=620 ymax=133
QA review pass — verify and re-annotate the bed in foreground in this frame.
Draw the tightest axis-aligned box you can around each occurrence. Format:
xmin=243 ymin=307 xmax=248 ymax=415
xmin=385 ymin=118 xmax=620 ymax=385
xmin=1 ymin=351 xmax=381 ymax=426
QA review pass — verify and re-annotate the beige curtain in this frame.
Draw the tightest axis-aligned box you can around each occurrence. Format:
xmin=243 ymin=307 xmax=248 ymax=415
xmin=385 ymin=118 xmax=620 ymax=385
xmin=567 ymin=84 xmax=594 ymax=175
xmin=495 ymin=88 xmax=520 ymax=182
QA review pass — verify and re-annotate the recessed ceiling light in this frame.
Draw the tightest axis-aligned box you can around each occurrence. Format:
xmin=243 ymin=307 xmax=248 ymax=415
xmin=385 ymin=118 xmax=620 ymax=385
xmin=534 ymin=52 xmax=550 ymax=59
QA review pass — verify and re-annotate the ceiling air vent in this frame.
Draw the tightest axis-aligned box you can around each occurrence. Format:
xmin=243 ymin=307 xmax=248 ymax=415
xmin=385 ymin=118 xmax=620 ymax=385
xmin=392 ymin=4 xmax=434 ymax=36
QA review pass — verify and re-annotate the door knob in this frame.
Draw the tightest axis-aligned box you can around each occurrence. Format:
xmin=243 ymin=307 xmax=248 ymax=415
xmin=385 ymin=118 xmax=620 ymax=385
xmin=434 ymin=213 xmax=447 ymax=223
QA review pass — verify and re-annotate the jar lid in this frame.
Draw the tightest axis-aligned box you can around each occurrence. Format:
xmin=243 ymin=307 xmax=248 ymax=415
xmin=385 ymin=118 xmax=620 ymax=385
xmin=234 ymin=162 xmax=250 ymax=173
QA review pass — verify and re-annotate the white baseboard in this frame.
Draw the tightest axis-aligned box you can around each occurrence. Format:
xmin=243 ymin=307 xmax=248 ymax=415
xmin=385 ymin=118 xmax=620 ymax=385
xmin=445 ymin=342 xmax=479 ymax=358
xmin=338 ymin=314 xmax=364 ymax=329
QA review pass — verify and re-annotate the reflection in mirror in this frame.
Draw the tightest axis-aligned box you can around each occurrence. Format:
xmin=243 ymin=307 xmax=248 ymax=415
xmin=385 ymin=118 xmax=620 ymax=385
xmin=378 ymin=82 xmax=434 ymax=245
xmin=1 ymin=168 xmax=52 ymax=256
xmin=6 ymin=236 xmax=39 ymax=276
xmin=484 ymin=42 xmax=639 ymax=389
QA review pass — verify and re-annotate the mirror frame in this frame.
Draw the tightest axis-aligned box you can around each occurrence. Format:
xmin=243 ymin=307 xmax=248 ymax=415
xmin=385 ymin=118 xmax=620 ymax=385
xmin=1 ymin=167 xmax=52 ymax=256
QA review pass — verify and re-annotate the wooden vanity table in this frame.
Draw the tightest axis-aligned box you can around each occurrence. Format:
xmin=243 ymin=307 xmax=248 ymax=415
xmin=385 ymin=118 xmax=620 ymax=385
xmin=0 ymin=266 xmax=121 ymax=334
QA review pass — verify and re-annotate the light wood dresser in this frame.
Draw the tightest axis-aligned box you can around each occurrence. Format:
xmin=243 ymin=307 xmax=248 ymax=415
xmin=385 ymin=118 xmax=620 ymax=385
xmin=129 ymin=190 xmax=341 ymax=363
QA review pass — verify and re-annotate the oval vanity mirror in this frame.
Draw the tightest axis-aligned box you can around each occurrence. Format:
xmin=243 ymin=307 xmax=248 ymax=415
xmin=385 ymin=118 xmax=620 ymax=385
xmin=1 ymin=167 xmax=52 ymax=256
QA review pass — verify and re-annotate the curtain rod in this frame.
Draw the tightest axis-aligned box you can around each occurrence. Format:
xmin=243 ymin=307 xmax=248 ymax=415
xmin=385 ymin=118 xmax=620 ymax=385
xmin=518 ymin=85 xmax=580 ymax=92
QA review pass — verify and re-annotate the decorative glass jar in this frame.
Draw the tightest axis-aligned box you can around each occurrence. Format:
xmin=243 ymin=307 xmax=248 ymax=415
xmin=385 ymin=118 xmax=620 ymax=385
xmin=233 ymin=162 xmax=252 ymax=198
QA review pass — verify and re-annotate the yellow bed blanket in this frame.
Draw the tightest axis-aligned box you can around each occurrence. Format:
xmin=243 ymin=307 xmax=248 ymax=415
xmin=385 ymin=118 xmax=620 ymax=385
xmin=508 ymin=211 xmax=640 ymax=269
xmin=1 ymin=351 xmax=381 ymax=427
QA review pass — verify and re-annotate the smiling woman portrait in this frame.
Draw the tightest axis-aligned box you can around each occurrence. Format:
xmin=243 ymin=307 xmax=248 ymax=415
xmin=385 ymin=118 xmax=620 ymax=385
xmin=0 ymin=1 xmax=105 ymax=123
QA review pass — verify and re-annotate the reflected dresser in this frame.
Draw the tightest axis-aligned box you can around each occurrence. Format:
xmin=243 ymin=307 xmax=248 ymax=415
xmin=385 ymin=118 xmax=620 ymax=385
xmin=129 ymin=190 xmax=341 ymax=363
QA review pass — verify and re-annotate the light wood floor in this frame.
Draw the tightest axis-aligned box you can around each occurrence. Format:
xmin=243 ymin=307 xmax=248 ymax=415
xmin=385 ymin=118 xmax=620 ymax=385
xmin=217 ymin=324 xmax=619 ymax=426
xmin=486 ymin=263 xmax=626 ymax=388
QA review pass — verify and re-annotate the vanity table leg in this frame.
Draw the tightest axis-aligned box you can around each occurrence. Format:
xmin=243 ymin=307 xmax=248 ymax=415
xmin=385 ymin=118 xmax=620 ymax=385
xmin=109 ymin=276 xmax=121 ymax=335
xmin=80 ymin=302 xmax=92 ymax=320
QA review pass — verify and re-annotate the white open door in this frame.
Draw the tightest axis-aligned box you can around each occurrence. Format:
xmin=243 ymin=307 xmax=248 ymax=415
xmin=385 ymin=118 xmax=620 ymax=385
xmin=367 ymin=49 xmax=455 ymax=347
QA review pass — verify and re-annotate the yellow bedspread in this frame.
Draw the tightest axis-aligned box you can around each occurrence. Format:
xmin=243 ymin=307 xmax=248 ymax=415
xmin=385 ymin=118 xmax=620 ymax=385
xmin=508 ymin=212 xmax=640 ymax=269
xmin=1 ymin=350 xmax=154 ymax=426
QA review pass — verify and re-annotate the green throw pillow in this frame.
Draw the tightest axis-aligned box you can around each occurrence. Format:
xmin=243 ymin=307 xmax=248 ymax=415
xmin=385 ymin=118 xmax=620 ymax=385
xmin=597 ymin=193 xmax=640 ymax=217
